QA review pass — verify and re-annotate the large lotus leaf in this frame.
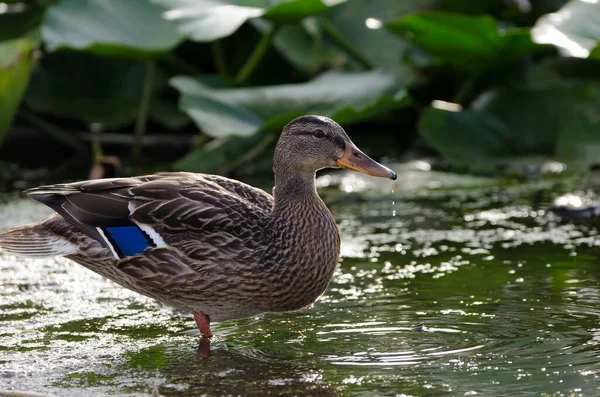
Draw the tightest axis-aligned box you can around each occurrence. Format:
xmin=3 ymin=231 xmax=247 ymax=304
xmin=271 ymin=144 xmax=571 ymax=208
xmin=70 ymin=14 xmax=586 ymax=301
xmin=0 ymin=38 xmax=37 ymax=141
xmin=555 ymin=108 xmax=600 ymax=168
xmin=532 ymin=0 xmax=600 ymax=60
xmin=386 ymin=12 xmax=543 ymax=73
xmin=530 ymin=57 xmax=600 ymax=82
xmin=418 ymin=81 xmax=600 ymax=167
xmin=262 ymin=0 xmax=346 ymax=24
xmin=25 ymin=53 xmax=148 ymax=128
xmin=252 ymin=18 xmax=345 ymax=74
xmin=326 ymin=0 xmax=432 ymax=70
xmin=471 ymin=83 xmax=596 ymax=154
xmin=26 ymin=51 xmax=187 ymax=131
xmin=419 ymin=106 xmax=510 ymax=164
xmin=170 ymin=70 xmax=409 ymax=138
xmin=151 ymin=0 xmax=263 ymax=43
xmin=152 ymin=0 xmax=346 ymax=42
xmin=149 ymin=99 xmax=191 ymax=130
xmin=175 ymin=131 xmax=272 ymax=173
xmin=0 ymin=3 xmax=45 ymax=43
xmin=260 ymin=0 xmax=437 ymax=73
xmin=42 ymin=0 xmax=184 ymax=60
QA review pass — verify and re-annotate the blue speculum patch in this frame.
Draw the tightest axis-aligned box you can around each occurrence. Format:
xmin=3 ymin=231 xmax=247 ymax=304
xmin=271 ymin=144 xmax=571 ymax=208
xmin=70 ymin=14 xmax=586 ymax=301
xmin=104 ymin=226 xmax=151 ymax=257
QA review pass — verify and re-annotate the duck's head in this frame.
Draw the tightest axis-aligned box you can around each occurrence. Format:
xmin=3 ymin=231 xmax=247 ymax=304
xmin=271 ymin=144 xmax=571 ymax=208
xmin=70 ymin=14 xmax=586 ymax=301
xmin=274 ymin=115 xmax=397 ymax=180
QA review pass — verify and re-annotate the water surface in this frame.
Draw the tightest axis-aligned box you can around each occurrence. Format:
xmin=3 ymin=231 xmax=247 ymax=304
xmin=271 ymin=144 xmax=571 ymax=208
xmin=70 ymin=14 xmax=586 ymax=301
xmin=1 ymin=168 xmax=599 ymax=396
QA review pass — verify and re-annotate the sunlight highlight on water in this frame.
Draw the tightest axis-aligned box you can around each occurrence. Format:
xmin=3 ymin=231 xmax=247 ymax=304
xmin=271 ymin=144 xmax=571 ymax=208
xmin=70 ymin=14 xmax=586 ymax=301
xmin=1 ymin=170 xmax=599 ymax=396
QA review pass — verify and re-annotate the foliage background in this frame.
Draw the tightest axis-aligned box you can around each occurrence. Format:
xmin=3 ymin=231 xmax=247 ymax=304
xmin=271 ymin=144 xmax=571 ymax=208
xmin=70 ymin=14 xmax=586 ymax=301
xmin=0 ymin=0 xmax=598 ymax=186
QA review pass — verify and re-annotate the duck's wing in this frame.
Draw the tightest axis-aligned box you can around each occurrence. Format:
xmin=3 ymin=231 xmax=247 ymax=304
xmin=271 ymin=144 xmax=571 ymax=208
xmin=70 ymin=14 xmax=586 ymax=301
xmin=26 ymin=172 xmax=273 ymax=261
xmin=150 ymin=172 xmax=273 ymax=212
xmin=198 ymin=174 xmax=273 ymax=211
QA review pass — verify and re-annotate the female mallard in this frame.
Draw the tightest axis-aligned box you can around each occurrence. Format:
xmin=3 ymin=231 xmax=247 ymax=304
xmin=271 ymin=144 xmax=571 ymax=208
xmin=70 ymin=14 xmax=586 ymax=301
xmin=0 ymin=115 xmax=396 ymax=337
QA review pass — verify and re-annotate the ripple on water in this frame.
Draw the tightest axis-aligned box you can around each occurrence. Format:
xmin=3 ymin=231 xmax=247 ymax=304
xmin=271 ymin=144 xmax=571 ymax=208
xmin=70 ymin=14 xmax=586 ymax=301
xmin=2 ymin=176 xmax=600 ymax=396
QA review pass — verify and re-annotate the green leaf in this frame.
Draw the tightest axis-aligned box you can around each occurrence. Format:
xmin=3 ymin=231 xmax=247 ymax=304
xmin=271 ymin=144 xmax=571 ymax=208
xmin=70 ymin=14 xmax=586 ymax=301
xmin=554 ymin=88 xmax=600 ymax=168
xmin=386 ymin=12 xmax=543 ymax=73
xmin=556 ymin=109 xmax=600 ymax=169
xmin=152 ymin=0 xmax=346 ymax=42
xmin=418 ymin=81 xmax=600 ymax=167
xmin=151 ymin=0 xmax=263 ymax=43
xmin=529 ymin=57 xmax=600 ymax=82
xmin=258 ymin=0 xmax=436 ymax=74
xmin=0 ymin=38 xmax=37 ymax=141
xmin=471 ymin=83 xmax=595 ymax=154
xmin=175 ymin=132 xmax=270 ymax=173
xmin=0 ymin=3 xmax=45 ymax=43
xmin=333 ymin=95 xmax=410 ymax=125
xmin=325 ymin=0 xmax=421 ymax=70
xmin=591 ymin=44 xmax=600 ymax=60
xmin=532 ymin=0 xmax=600 ymax=59
xmin=42 ymin=0 xmax=184 ymax=60
xmin=252 ymin=18 xmax=344 ymax=74
xmin=170 ymin=70 xmax=409 ymax=138
xmin=419 ymin=106 xmax=509 ymax=164
xmin=25 ymin=53 xmax=148 ymax=128
xmin=262 ymin=0 xmax=346 ymax=24
xmin=149 ymin=99 xmax=191 ymax=130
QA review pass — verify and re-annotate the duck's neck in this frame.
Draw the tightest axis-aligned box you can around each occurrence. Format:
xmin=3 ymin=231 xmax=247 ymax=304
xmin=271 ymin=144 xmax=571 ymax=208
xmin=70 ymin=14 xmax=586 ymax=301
xmin=272 ymin=169 xmax=320 ymax=211
xmin=265 ymin=167 xmax=340 ymax=312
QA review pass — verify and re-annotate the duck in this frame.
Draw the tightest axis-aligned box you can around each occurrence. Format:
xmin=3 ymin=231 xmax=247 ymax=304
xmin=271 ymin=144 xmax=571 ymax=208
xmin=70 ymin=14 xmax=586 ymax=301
xmin=0 ymin=115 xmax=396 ymax=337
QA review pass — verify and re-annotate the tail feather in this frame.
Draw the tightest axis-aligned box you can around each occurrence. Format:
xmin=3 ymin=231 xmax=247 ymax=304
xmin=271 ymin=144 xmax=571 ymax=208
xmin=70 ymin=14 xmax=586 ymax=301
xmin=0 ymin=223 xmax=78 ymax=258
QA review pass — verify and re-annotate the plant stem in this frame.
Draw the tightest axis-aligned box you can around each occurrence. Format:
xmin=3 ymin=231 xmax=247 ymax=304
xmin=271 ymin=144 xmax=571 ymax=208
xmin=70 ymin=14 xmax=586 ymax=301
xmin=235 ymin=25 xmax=278 ymax=85
xmin=91 ymin=131 xmax=103 ymax=162
xmin=453 ymin=75 xmax=477 ymax=106
xmin=132 ymin=61 xmax=156 ymax=161
xmin=320 ymin=17 xmax=372 ymax=70
xmin=211 ymin=40 xmax=229 ymax=77
xmin=162 ymin=53 xmax=203 ymax=76
xmin=222 ymin=132 xmax=276 ymax=174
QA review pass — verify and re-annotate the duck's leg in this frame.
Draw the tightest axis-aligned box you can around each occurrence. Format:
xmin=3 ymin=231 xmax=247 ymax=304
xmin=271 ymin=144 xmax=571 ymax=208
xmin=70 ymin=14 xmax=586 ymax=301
xmin=196 ymin=337 xmax=211 ymax=358
xmin=193 ymin=312 xmax=213 ymax=338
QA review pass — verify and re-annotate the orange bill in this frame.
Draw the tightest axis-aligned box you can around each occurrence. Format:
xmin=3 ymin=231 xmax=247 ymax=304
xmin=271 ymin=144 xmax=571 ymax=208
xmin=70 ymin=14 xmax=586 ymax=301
xmin=336 ymin=143 xmax=397 ymax=180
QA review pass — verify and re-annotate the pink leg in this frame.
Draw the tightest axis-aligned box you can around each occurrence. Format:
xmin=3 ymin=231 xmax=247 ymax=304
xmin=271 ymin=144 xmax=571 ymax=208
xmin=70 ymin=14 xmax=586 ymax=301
xmin=197 ymin=337 xmax=211 ymax=358
xmin=193 ymin=312 xmax=213 ymax=338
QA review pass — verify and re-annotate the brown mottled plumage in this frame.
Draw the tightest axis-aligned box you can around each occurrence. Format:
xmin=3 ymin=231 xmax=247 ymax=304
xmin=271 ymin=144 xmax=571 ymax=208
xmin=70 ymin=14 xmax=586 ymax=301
xmin=0 ymin=115 xmax=396 ymax=337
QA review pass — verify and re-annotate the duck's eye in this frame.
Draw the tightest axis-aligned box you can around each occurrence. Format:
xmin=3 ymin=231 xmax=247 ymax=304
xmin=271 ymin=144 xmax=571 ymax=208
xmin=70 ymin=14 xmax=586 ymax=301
xmin=313 ymin=129 xmax=325 ymax=139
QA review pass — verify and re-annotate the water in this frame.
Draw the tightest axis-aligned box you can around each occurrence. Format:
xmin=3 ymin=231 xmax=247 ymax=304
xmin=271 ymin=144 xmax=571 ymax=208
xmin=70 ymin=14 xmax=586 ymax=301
xmin=1 ymin=168 xmax=599 ymax=396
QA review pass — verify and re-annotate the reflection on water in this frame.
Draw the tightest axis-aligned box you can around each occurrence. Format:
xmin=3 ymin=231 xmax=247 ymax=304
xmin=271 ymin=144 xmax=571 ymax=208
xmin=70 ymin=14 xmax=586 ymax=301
xmin=1 ymin=169 xmax=600 ymax=396
xmin=130 ymin=341 xmax=337 ymax=396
